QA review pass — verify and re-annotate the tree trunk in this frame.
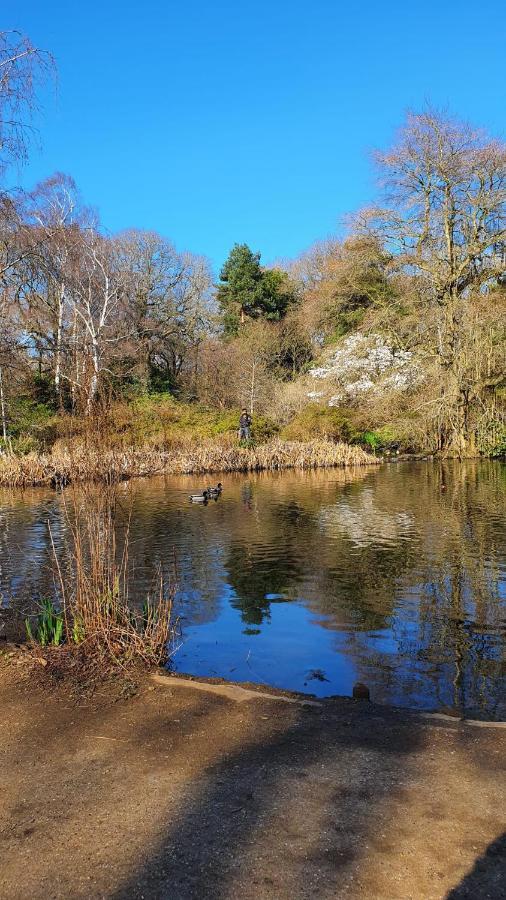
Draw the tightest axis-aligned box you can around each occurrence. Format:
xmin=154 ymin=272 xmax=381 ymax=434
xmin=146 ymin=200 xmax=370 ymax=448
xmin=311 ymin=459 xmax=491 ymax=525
xmin=54 ymin=282 xmax=65 ymax=404
xmin=87 ymin=340 xmax=100 ymax=412
xmin=0 ymin=367 xmax=8 ymax=446
xmin=249 ymin=360 xmax=256 ymax=415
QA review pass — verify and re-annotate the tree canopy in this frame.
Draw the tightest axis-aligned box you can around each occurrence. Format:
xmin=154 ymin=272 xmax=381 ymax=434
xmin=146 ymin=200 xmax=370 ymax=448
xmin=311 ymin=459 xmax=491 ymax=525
xmin=217 ymin=243 xmax=296 ymax=335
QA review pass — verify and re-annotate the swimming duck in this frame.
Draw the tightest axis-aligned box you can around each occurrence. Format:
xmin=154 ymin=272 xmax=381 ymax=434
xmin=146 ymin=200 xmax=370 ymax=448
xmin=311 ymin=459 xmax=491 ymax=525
xmin=189 ymin=490 xmax=209 ymax=503
xmin=206 ymin=482 xmax=223 ymax=496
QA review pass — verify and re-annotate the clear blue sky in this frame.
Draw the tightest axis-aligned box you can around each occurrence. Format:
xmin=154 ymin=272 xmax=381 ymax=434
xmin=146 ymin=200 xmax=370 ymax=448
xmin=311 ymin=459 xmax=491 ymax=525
xmin=5 ymin=0 xmax=506 ymax=271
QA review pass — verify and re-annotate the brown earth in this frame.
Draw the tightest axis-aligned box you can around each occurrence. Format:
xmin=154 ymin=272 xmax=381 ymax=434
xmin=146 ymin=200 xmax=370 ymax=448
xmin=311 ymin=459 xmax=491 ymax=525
xmin=1 ymin=653 xmax=505 ymax=900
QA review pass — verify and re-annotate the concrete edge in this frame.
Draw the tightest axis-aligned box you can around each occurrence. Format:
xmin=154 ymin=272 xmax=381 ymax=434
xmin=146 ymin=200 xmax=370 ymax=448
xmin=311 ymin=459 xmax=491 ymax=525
xmin=420 ymin=712 xmax=506 ymax=729
xmin=152 ymin=674 xmax=506 ymax=728
xmin=151 ymin=673 xmax=322 ymax=706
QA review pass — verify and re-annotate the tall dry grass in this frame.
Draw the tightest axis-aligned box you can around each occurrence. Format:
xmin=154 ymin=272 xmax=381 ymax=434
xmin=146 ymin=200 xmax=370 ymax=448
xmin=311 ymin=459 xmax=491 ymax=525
xmin=32 ymin=482 xmax=177 ymax=676
xmin=0 ymin=438 xmax=378 ymax=488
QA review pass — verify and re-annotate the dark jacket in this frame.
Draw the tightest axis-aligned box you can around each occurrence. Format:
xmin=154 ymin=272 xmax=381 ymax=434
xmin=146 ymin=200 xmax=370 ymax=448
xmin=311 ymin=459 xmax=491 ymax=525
xmin=239 ymin=413 xmax=252 ymax=428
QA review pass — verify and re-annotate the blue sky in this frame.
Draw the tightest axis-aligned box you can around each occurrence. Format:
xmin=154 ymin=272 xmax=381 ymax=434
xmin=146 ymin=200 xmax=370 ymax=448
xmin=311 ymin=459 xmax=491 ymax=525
xmin=5 ymin=0 xmax=506 ymax=270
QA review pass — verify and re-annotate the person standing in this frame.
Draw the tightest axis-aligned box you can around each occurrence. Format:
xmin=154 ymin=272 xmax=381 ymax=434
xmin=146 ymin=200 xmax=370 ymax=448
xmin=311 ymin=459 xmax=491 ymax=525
xmin=239 ymin=408 xmax=252 ymax=441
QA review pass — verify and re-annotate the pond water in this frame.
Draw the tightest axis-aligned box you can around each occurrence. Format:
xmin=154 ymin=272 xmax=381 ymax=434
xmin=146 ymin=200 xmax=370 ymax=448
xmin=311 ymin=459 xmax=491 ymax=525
xmin=0 ymin=461 xmax=505 ymax=719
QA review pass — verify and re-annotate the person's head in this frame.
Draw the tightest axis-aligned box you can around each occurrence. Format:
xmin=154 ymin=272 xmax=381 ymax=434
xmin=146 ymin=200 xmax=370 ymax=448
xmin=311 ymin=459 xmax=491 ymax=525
xmin=242 ymin=408 xmax=247 ymax=414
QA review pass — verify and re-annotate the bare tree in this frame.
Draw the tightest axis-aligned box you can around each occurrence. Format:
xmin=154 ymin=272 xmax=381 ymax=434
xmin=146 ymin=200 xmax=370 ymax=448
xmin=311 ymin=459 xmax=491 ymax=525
xmin=23 ymin=174 xmax=88 ymax=402
xmin=0 ymin=30 xmax=53 ymax=177
xmin=69 ymin=227 xmax=127 ymax=409
xmin=114 ymin=229 xmax=214 ymax=391
xmin=361 ymin=109 xmax=506 ymax=453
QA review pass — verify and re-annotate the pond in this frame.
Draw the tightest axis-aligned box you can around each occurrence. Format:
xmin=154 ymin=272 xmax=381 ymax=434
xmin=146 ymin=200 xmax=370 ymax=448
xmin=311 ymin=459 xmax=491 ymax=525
xmin=0 ymin=460 xmax=505 ymax=719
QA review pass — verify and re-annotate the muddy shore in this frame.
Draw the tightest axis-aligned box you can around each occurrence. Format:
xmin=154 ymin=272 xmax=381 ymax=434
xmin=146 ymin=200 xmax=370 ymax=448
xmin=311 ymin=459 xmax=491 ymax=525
xmin=1 ymin=654 xmax=505 ymax=900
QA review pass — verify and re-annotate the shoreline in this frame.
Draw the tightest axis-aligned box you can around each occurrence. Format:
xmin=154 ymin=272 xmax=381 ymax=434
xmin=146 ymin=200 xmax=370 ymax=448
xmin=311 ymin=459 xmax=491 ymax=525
xmin=155 ymin=670 xmax=506 ymax=726
xmin=0 ymin=438 xmax=378 ymax=488
xmin=3 ymin=645 xmax=505 ymax=725
xmin=0 ymin=443 xmax=500 ymax=491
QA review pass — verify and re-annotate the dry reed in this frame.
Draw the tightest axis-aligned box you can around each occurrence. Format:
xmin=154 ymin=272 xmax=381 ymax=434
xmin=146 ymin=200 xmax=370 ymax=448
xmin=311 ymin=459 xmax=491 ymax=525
xmin=32 ymin=482 xmax=177 ymax=677
xmin=0 ymin=438 xmax=378 ymax=488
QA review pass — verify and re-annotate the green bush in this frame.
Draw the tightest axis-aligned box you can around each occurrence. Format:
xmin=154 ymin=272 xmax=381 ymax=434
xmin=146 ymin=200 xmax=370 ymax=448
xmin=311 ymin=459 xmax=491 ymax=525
xmin=358 ymin=430 xmax=382 ymax=452
xmin=281 ymin=404 xmax=354 ymax=442
xmin=353 ymin=425 xmax=401 ymax=452
xmin=476 ymin=418 xmax=506 ymax=457
xmin=5 ymin=398 xmax=59 ymax=452
xmin=103 ymin=397 xmax=278 ymax=448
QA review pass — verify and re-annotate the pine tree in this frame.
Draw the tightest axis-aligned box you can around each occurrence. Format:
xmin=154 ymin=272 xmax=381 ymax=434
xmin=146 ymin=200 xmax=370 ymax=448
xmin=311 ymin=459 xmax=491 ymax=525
xmin=217 ymin=243 xmax=296 ymax=335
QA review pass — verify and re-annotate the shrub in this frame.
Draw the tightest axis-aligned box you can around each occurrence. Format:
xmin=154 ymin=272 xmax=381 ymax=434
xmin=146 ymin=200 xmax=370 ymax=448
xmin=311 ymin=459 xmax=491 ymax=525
xmin=281 ymin=404 xmax=354 ymax=442
xmin=475 ymin=416 xmax=506 ymax=458
xmin=0 ymin=398 xmax=58 ymax=453
xmin=25 ymin=483 xmax=177 ymax=675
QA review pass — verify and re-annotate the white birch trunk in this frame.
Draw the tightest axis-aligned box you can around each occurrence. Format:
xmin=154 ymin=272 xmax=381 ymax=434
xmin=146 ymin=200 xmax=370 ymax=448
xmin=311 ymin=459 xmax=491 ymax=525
xmin=54 ymin=281 xmax=65 ymax=396
xmin=0 ymin=367 xmax=8 ymax=447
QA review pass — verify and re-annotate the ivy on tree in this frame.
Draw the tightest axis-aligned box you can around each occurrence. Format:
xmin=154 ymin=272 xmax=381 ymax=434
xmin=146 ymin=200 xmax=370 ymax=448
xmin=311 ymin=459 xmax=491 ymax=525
xmin=217 ymin=243 xmax=296 ymax=335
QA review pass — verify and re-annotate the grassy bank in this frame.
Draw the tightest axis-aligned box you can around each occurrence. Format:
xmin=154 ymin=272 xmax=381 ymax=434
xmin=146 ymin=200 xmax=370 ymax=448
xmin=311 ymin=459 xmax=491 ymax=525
xmin=0 ymin=395 xmax=379 ymax=487
xmin=0 ymin=438 xmax=378 ymax=488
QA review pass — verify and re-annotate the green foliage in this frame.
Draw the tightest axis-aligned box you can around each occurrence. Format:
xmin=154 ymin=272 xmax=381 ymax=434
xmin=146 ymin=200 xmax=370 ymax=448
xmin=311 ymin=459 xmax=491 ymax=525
xmin=71 ymin=616 xmax=86 ymax=645
xmin=4 ymin=397 xmax=58 ymax=453
xmin=25 ymin=599 xmax=64 ymax=647
xmin=259 ymin=268 xmax=298 ymax=321
xmin=353 ymin=426 xmax=400 ymax=452
xmin=1 ymin=433 xmax=39 ymax=455
xmin=359 ymin=430 xmax=382 ymax=452
xmin=32 ymin=374 xmax=58 ymax=407
xmin=141 ymin=599 xmax=159 ymax=632
xmin=475 ymin=418 xmax=506 ymax=458
xmin=107 ymin=396 xmax=278 ymax=447
xmin=326 ymin=308 xmax=367 ymax=342
xmin=281 ymin=405 xmax=354 ymax=442
xmin=217 ymin=243 xmax=296 ymax=335
xmin=280 ymin=407 xmax=411 ymax=453
xmin=248 ymin=416 xmax=279 ymax=442
xmin=269 ymin=317 xmax=313 ymax=379
xmin=217 ymin=243 xmax=263 ymax=334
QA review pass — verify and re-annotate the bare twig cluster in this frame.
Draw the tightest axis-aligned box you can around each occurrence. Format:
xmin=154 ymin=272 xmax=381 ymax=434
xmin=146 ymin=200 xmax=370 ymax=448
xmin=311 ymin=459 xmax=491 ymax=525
xmin=29 ymin=481 xmax=177 ymax=676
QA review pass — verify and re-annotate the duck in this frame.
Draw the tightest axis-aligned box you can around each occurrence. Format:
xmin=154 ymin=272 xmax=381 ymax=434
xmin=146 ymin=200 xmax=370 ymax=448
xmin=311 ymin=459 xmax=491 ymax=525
xmin=206 ymin=482 xmax=223 ymax=496
xmin=189 ymin=490 xmax=209 ymax=503
xmin=50 ymin=472 xmax=71 ymax=490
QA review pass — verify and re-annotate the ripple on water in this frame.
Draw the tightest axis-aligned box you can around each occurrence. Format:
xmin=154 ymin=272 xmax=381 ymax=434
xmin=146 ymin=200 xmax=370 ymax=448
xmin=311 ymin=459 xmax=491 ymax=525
xmin=0 ymin=460 xmax=505 ymax=719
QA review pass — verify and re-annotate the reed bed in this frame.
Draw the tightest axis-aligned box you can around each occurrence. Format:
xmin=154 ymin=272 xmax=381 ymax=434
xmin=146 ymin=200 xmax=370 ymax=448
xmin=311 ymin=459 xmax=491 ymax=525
xmin=26 ymin=482 xmax=177 ymax=678
xmin=0 ymin=439 xmax=378 ymax=488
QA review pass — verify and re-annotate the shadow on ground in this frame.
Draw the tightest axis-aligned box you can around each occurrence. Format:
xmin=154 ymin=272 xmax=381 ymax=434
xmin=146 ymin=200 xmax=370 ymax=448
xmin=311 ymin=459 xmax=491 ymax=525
xmin=446 ymin=832 xmax=506 ymax=899
xmin=112 ymin=699 xmax=421 ymax=899
xmin=1 ymin=666 xmax=505 ymax=900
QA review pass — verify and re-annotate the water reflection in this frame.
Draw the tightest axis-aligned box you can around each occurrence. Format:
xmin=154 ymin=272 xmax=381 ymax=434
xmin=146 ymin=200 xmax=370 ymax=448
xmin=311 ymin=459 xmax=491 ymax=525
xmin=0 ymin=462 xmax=504 ymax=719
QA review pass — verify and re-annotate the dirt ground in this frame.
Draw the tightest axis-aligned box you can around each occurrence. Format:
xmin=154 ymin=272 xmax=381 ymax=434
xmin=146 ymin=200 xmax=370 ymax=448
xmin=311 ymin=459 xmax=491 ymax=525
xmin=1 ymin=655 xmax=505 ymax=900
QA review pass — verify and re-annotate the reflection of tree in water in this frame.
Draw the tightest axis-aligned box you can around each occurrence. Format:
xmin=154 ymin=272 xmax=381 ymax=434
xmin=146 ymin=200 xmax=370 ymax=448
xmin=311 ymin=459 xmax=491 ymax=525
xmin=225 ymin=541 xmax=302 ymax=625
xmin=0 ymin=462 xmax=504 ymax=716
xmin=340 ymin=461 xmax=506 ymax=717
xmin=308 ymin=540 xmax=419 ymax=632
xmin=225 ymin=543 xmax=301 ymax=625
xmin=318 ymin=486 xmax=415 ymax=547
xmin=413 ymin=500 xmax=505 ymax=718
xmin=273 ymin=484 xmax=421 ymax=632
xmin=0 ymin=492 xmax=67 ymax=638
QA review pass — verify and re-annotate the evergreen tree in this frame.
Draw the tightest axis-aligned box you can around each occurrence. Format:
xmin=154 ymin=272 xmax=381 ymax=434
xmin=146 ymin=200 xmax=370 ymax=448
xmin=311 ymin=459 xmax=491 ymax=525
xmin=217 ymin=243 xmax=297 ymax=335
xmin=217 ymin=243 xmax=264 ymax=334
xmin=260 ymin=268 xmax=297 ymax=321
